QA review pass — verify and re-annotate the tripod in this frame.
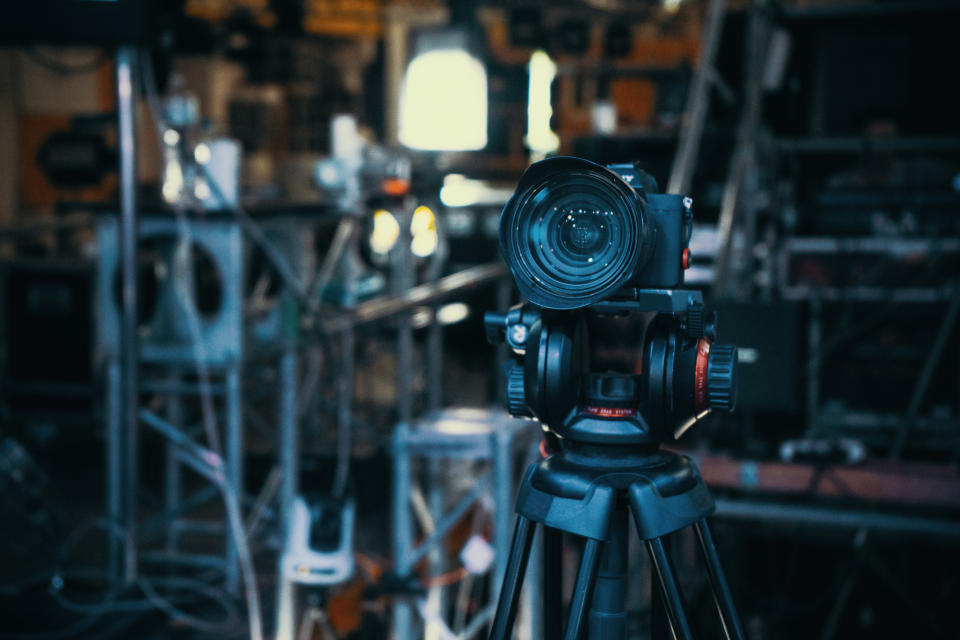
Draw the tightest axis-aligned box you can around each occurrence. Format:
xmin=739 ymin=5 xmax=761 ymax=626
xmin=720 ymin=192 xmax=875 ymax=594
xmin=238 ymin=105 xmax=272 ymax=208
xmin=487 ymin=441 xmax=746 ymax=640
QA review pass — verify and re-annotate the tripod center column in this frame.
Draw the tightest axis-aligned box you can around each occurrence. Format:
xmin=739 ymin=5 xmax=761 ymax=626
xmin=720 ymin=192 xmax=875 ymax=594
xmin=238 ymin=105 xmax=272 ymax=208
xmin=588 ymin=504 xmax=630 ymax=639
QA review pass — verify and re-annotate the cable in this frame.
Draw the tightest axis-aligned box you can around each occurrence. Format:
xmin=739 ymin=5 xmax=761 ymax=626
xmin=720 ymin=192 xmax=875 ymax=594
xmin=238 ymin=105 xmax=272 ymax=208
xmin=25 ymin=47 xmax=107 ymax=76
xmin=137 ymin=575 xmax=240 ymax=633
xmin=4 ymin=517 xmax=241 ymax=639
xmin=137 ymin=50 xmax=264 ymax=640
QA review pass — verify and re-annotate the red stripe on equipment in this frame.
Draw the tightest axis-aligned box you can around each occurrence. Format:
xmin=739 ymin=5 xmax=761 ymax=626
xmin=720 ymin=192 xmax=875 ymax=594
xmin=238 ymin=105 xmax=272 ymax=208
xmin=583 ymin=406 xmax=636 ymax=418
xmin=694 ymin=338 xmax=711 ymax=414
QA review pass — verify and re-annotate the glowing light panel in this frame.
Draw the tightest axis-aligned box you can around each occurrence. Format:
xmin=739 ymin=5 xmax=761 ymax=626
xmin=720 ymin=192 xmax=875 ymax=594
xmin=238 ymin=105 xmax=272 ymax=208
xmin=370 ymin=209 xmax=400 ymax=255
xmin=399 ymin=49 xmax=488 ymax=151
xmin=525 ymin=49 xmax=560 ymax=156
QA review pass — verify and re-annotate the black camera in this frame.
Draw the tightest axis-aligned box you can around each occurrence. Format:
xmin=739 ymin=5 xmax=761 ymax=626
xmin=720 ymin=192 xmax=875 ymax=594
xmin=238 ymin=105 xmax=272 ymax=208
xmin=498 ymin=156 xmax=693 ymax=310
xmin=488 ymin=156 xmax=736 ymax=445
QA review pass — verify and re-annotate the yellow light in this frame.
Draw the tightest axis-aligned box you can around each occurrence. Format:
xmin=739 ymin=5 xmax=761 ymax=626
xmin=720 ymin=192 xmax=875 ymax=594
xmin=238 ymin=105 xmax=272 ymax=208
xmin=370 ymin=209 xmax=400 ymax=255
xmin=411 ymin=206 xmax=435 ymax=236
xmin=194 ymin=142 xmax=212 ymax=165
xmin=398 ymin=49 xmax=488 ymax=151
xmin=411 ymin=229 xmax=438 ymax=258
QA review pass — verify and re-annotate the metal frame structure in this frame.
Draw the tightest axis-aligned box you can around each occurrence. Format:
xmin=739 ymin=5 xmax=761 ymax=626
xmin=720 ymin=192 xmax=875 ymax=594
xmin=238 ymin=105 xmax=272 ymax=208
xmin=96 ymin=210 xmax=247 ymax=590
xmin=392 ymin=408 xmax=540 ymax=640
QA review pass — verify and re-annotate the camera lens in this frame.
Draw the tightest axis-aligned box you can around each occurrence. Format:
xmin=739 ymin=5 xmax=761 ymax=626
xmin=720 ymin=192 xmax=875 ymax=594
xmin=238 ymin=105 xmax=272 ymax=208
xmin=500 ymin=157 xmax=650 ymax=309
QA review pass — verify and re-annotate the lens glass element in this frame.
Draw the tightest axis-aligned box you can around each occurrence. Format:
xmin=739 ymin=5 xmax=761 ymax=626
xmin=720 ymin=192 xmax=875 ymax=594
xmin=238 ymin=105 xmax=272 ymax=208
xmin=501 ymin=161 xmax=646 ymax=309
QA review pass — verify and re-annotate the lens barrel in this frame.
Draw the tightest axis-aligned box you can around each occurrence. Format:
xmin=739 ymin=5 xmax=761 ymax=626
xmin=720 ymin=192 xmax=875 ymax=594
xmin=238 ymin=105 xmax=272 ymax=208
xmin=499 ymin=157 xmax=651 ymax=310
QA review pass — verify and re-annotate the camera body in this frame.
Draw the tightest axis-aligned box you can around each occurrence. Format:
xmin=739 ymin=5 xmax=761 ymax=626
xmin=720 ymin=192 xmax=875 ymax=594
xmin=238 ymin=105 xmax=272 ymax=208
xmin=498 ymin=156 xmax=693 ymax=310
xmin=604 ymin=163 xmax=692 ymax=292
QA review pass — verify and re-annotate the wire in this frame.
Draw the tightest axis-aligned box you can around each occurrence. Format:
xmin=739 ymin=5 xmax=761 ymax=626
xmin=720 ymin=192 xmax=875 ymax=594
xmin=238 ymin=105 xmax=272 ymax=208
xmin=25 ymin=47 xmax=107 ymax=76
xmin=4 ymin=517 xmax=241 ymax=639
xmin=138 ymin=49 xmax=222 ymax=457
xmin=138 ymin=50 xmax=264 ymax=640
xmin=137 ymin=575 xmax=240 ymax=633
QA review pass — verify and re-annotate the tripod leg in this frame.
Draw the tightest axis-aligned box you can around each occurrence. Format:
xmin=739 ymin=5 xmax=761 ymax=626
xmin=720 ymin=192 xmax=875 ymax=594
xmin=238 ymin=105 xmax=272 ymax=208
xmin=543 ymin=526 xmax=563 ymax=640
xmin=563 ymin=538 xmax=602 ymax=640
xmin=693 ymin=520 xmax=746 ymax=640
xmin=645 ymin=537 xmax=696 ymax=640
xmin=489 ymin=516 xmax=537 ymax=640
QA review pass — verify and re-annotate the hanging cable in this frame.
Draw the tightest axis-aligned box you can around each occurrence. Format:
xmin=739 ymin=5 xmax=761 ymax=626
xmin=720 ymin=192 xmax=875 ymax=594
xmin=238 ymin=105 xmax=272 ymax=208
xmin=137 ymin=51 xmax=264 ymax=640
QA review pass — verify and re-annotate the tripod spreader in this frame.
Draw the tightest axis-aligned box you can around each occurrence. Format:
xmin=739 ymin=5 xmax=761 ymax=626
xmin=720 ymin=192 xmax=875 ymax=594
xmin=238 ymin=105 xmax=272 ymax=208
xmin=487 ymin=447 xmax=746 ymax=640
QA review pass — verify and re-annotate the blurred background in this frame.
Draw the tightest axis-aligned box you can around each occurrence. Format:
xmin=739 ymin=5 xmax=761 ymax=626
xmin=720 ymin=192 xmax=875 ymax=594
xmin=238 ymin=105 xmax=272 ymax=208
xmin=0 ymin=0 xmax=958 ymax=639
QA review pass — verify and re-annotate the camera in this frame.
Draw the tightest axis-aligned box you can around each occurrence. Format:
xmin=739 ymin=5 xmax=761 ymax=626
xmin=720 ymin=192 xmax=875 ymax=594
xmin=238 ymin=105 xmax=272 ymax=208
xmin=498 ymin=156 xmax=693 ymax=310
xmin=487 ymin=156 xmax=736 ymax=445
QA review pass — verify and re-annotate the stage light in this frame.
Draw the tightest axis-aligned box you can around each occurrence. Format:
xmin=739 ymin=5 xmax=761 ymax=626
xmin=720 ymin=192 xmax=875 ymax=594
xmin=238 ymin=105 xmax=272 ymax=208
xmin=440 ymin=174 xmax=515 ymax=208
xmin=194 ymin=180 xmax=211 ymax=201
xmin=411 ymin=205 xmax=435 ymax=236
xmin=398 ymin=30 xmax=488 ymax=151
xmin=370 ymin=209 xmax=400 ymax=255
xmin=194 ymin=142 xmax=212 ymax=165
xmin=440 ymin=174 xmax=482 ymax=207
xmin=411 ymin=231 xmax=438 ymax=258
xmin=525 ymin=49 xmax=560 ymax=157
xmin=410 ymin=205 xmax=439 ymax=258
xmin=436 ymin=302 xmax=469 ymax=325
xmin=163 ymin=128 xmax=180 ymax=146
xmin=162 ymin=160 xmax=184 ymax=204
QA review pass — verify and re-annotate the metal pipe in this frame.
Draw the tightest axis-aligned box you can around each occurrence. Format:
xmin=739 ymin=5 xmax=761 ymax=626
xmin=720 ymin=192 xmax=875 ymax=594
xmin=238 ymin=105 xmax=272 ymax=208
xmin=333 ymin=325 xmax=354 ymax=497
xmin=491 ymin=430 xmax=513 ymax=602
xmin=394 ymin=201 xmax=415 ymax=426
xmin=116 ymin=46 xmax=140 ymax=584
xmin=406 ymin=475 xmax=493 ymax=568
xmin=141 ymin=379 xmax=227 ymax=395
xmin=667 ymin=0 xmax=727 ymax=195
xmin=139 ymin=486 xmax=220 ymax=537
xmin=278 ymin=348 xmax=298 ymax=536
xmin=105 ymin=360 xmax=122 ymax=581
xmin=324 ymin=263 xmax=505 ymax=332
xmin=225 ymin=363 xmax=243 ymax=594
xmin=164 ymin=370 xmax=183 ymax=552
xmin=392 ymin=424 xmax=414 ymax=640
xmin=890 ymin=290 xmax=960 ymax=459
xmin=712 ymin=2 xmax=769 ymax=297
xmin=714 ymin=497 xmax=960 ymax=538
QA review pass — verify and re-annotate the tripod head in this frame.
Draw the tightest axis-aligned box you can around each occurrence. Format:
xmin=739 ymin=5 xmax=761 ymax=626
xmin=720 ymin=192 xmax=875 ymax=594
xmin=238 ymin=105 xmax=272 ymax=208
xmin=486 ymin=157 xmax=738 ymax=449
xmin=486 ymin=290 xmax=737 ymax=447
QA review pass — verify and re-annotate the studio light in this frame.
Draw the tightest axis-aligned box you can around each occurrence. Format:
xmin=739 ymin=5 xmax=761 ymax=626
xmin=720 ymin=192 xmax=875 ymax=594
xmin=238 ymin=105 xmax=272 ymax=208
xmin=525 ymin=49 xmax=560 ymax=157
xmin=370 ymin=209 xmax=401 ymax=255
xmin=398 ymin=29 xmax=488 ymax=152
